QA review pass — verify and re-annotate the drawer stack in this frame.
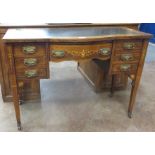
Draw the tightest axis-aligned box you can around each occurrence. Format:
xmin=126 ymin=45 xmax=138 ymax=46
xmin=111 ymin=40 xmax=143 ymax=74
xmin=14 ymin=43 xmax=49 ymax=79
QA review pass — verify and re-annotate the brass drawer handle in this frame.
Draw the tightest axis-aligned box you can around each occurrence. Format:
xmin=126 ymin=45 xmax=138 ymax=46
xmin=120 ymin=64 xmax=131 ymax=71
xmin=123 ymin=43 xmax=135 ymax=50
xmin=23 ymin=46 xmax=36 ymax=54
xmin=51 ymin=50 xmax=65 ymax=57
xmin=24 ymin=58 xmax=37 ymax=67
xmin=121 ymin=54 xmax=134 ymax=61
xmin=25 ymin=70 xmax=38 ymax=78
xmin=99 ymin=48 xmax=111 ymax=56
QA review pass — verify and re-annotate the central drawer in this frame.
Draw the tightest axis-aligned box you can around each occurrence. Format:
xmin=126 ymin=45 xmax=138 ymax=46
xmin=50 ymin=43 xmax=112 ymax=60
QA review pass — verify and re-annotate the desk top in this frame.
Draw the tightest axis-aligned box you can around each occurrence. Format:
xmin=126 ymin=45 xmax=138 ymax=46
xmin=0 ymin=23 xmax=139 ymax=28
xmin=3 ymin=27 xmax=152 ymax=43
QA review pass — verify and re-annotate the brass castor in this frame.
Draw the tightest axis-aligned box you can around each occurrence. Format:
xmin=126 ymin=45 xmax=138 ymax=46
xmin=17 ymin=121 xmax=22 ymax=131
xmin=128 ymin=111 xmax=132 ymax=118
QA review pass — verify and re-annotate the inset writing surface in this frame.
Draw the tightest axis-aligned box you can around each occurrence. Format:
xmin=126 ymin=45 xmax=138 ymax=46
xmin=3 ymin=27 xmax=152 ymax=42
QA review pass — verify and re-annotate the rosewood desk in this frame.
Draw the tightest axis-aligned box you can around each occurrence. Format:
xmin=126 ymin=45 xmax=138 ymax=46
xmin=0 ymin=23 xmax=139 ymax=102
xmin=3 ymin=27 xmax=151 ymax=130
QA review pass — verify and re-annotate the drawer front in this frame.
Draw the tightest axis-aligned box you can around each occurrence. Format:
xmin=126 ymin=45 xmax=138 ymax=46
xmin=113 ymin=53 xmax=141 ymax=64
xmin=112 ymin=64 xmax=138 ymax=74
xmin=14 ymin=44 xmax=46 ymax=57
xmin=16 ymin=68 xmax=48 ymax=79
xmin=115 ymin=40 xmax=143 ymax=51
xmin=50 ymin=43 xmax=112 ymax=60
xmin=15 ymin=57 xmax=47 ymax=69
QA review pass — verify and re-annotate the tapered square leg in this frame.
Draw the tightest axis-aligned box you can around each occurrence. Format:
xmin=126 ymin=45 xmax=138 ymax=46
xmin=12 ymin=85 xmax=22 ymax=130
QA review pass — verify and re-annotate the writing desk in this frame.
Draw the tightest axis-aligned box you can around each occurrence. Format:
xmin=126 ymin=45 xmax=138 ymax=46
xmin=3 ymin=27 xmax=152 ymax=130
xmin=0 ymin=24 xmax=139 ymax=102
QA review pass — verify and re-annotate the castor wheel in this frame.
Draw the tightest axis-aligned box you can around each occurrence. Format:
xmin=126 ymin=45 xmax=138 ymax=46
xmin=128 ymin=111 xmax=132 ymax=118
xmin=17 ymin=121 xmax=22 ymax=131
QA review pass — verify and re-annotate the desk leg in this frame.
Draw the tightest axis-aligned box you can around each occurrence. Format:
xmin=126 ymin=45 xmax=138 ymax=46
xmin=18 ymin=81 xmax=24 ymax=105
xmin=128 ymin=40 xmax=149 ymax=118
xmin=7 ymin=45 xmax=22 ymax=130
xmin=128 ymin=80 xmax=137 ymax=118
xmin=12 ymin=84 xmax=22 ymax=130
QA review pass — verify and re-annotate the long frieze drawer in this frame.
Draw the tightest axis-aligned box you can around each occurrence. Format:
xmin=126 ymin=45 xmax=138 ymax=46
xmin=15 ymin=57 xmax=47 ymax=69
xmin=115 ymin=40 xmax=143 ymax=51
xmin=13 ymin=44 xmax=46 ymax=57
xmin=16 ymin=68 xmax=48 ymax=79
xmin=50 ymin=43 xmax=112 ymax=60
xmin=112 ymin=53 xmax=141 ymax=64
xmin=112 ymin=64 xmax=138 ymax=74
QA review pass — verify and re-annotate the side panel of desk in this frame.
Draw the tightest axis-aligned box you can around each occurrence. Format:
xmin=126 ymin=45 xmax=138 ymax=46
xmin=0 ymin=29 xmax=12 ymax=101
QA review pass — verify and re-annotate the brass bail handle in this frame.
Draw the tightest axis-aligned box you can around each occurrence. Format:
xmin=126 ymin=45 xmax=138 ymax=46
xmin=51 ymin=50 xmax=65 ymax=57
xmin=121 ymin=54 xmax=134 ymax=61
xmin=24 ymin=58 xmax=37 ymax=66
xmin=123 ymin=43 xmax=135 ymax=50
xmin=25 ymin=70 xmax=38 ymax=78
xmin=23 ymin=46 xmax=36 ymax=54
xmin=99 ymin=48 xmax=111 ymax=56
xmin=120 ymin=64 xmax=131 ymax=71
